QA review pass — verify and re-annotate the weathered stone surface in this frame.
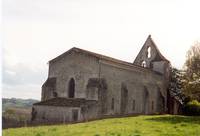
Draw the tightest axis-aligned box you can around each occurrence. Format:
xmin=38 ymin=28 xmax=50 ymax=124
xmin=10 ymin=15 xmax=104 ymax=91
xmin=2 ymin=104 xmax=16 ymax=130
xmin=33 ymin=35 xmax=170 ymax=123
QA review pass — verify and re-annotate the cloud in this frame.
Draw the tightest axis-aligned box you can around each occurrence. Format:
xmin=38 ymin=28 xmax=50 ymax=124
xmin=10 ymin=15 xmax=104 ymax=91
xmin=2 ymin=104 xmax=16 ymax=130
xmin=3 ymin=0 xmax=58 ymax=21
xmin=2 ymin=61 xmax=46 ymax=100
xmin=3 ymin=83 xmax=41 ymax=100
xmin=3 ymin=0 xmax=88 ymax=23
xmin=2 ymin=54 xmax=47 ymax=99
xmin=3 ymin=62 xmax=47 ymax=86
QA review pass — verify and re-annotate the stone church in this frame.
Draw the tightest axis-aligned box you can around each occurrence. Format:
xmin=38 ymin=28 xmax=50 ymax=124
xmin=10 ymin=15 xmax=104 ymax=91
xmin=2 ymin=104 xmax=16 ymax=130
xmin=32 ymin=35 xmax=171 ymax=122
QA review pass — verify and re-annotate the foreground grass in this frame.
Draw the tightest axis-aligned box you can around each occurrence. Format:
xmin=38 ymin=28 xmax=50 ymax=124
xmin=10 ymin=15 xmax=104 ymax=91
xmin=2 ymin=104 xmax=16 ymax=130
xmin=3 ymin=115 xmax=200 ymax=136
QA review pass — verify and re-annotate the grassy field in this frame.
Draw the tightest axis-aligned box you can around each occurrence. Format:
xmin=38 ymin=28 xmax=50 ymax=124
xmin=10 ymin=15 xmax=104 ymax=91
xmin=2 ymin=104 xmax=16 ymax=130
xmin=3 ymin=115 xmax=200 ymax=136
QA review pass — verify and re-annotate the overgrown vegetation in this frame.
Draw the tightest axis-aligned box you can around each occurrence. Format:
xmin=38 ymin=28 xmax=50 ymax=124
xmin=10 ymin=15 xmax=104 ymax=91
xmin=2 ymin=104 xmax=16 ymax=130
xmin=3 ymin=115 xmax=200 ymax=136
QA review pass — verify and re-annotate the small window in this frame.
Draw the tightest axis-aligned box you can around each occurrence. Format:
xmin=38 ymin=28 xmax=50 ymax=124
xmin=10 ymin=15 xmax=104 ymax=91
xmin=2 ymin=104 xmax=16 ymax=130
xmin=111 ymin=98 xmax=114 ymax=110
xmin=152 ymin=101 xmax=154 ymax=111
xmin=53 ymin=92 xmax=58 ymax=97
xmin=147 ymin=47 xmax=151 ymax=58
xmin=132 ymin=100 xmax=135 ymax=111
xmin=141 ymin=61 xmax=147 ymax=67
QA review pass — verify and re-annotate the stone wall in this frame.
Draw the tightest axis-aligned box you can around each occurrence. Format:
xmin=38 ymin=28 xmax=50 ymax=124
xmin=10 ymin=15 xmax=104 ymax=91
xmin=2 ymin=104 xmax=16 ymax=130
xmin=40 ymin=46 xmax=169 ymax=122
xmin=32 ymin=105 xmax=81 ymax=122
xmin=32 ymin=101 xmax=99 ymax=123
xmin=42 ymin=50 xmax=100 ymax=101
xmin=99 ymin=59 xmax=167 ymax=115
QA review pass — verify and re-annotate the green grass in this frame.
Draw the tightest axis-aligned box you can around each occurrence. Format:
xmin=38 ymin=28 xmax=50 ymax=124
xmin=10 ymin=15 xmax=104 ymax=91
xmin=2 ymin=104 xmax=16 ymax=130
xmin=3 ymin=115 xmax=200 ymax=136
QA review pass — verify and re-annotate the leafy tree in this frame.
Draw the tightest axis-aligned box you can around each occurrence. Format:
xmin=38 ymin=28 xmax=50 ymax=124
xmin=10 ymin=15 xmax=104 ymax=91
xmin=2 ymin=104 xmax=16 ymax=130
xmin=184 ymin=42 xmax=200 ymax=101
xmin=185 ymin=42 xmax=200 ymax=77
xmin=168 ymin=67 xmax=185 ymax=103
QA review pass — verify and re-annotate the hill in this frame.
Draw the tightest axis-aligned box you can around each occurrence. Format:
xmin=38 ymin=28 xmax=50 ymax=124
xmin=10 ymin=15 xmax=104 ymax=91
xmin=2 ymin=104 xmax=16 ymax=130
xmin=2 ymin=98 xmax=39 ymax=128
xmin=3 ymin=115 xmax=200 ymax=136
xmin=2 ymin=98 xmax=39 ymax=112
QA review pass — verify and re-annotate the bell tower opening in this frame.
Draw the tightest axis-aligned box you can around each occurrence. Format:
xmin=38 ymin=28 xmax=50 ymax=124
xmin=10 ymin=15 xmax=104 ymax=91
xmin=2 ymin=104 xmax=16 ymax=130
xmin=147 ymin=46 xmax=151 ymax=58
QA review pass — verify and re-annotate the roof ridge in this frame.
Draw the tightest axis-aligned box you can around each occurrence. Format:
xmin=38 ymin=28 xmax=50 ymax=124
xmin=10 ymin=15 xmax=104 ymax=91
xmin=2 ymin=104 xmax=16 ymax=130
xmin=69 ymin=47 xmax=158 ymax=71
xmin=48 ymin=46 xmax=162 ymax=74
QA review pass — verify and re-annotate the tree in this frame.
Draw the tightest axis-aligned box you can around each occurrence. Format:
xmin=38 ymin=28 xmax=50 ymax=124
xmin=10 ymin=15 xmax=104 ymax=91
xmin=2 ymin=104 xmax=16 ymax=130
xmin=168 ymin=67 xmax=185 ymax=103
xmin=184 ymin=42 xmax=200 ymax=101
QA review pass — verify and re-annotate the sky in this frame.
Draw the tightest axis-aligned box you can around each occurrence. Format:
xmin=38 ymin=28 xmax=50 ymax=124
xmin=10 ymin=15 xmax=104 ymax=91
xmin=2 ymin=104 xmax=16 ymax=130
xmin=2 ymin=0 xmax=200 ymax=100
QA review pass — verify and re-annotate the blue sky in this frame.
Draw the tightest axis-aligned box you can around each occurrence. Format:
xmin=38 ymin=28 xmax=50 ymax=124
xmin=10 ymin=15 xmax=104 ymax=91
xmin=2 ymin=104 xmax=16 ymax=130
xmin=2 ymin=0 xmax=200 ymax=100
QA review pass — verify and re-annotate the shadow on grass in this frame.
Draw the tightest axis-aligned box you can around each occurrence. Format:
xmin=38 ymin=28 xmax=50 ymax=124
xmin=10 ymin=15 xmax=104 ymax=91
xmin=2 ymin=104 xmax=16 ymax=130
xmin=146 ymin=116 xmax=200 ymax=125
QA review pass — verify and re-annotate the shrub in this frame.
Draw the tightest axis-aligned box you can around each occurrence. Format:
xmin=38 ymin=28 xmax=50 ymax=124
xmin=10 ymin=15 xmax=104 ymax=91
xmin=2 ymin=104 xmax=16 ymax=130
xmin=183 ymin=100 xmax=200 ymax=116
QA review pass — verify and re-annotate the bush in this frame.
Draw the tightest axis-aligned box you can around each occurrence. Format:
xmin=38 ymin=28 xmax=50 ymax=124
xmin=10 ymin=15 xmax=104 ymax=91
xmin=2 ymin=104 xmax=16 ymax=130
xmin=183 ymin=100 xmax=200 ymax=116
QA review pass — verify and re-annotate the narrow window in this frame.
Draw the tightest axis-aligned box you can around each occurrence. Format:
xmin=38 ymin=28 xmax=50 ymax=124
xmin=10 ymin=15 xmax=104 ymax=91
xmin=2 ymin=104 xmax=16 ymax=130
xmin=72 ymin=109 xmax=78 ymax=121
xmin=152 ymin=101 xmax=154 ymax=111
xmin=68 ymin=78 xmax=75 ymax=98
xmin=132 ymin=100 xmax=135 ymax=111
xmin=147 ymin=47 xmax=151 ymax=58
xmin=111 ymin=98 xmax=114 ymax=110
xmin=141 ymin=61 xmax=147 ymax=67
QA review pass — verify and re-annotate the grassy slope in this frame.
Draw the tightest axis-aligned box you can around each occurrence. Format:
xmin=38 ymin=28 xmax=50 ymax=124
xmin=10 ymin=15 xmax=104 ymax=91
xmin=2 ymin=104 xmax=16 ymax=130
xmin=3 ymin=115 xmax=200 ymax=136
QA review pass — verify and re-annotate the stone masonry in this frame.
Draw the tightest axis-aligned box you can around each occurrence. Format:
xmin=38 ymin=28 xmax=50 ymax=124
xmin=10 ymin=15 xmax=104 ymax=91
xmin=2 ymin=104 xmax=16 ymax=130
xmin=32 ymin=35 xmax=171 ymax=123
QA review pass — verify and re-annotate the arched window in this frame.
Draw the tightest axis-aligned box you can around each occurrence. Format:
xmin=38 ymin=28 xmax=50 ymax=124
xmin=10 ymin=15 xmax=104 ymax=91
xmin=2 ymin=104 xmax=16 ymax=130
xmin=68 ymin=78 xmax=75 ymax=98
